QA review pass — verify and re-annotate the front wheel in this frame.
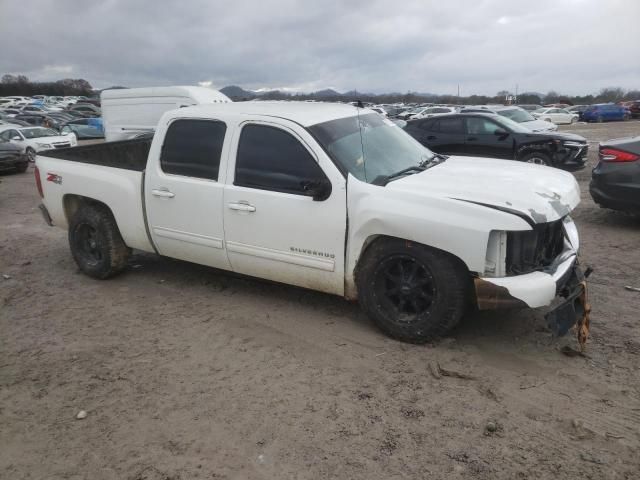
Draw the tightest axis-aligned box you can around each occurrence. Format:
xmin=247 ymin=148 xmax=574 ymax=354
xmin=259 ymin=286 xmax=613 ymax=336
xmin=68 ymin=203 xmax=130 ymax=279
xmin=356 ymin=239 xmax=469 ymax=343
xmin=521 ymin=152 xmax=551 ymax=166
xmin=26 ymin=147 xmax=36 ymax=162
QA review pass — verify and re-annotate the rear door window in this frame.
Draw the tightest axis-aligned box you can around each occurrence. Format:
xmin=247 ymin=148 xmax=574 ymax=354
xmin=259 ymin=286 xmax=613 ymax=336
xmin=160 ymin=119 xmax=227 ymax=180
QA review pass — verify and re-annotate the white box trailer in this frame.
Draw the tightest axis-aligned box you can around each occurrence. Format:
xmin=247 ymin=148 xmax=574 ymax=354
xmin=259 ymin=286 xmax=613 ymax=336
xmin=101 ymin=86 xmax=231 ymax=141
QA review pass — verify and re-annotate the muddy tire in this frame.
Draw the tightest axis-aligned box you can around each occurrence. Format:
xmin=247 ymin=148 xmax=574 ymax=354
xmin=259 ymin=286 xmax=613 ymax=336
xmin=521 ymin=152 xmax=551 ymax=166
xmin=68 ymin=203 xmax=130 ymax=279
xmin=356 ymin=238 xmax=469 ymax=343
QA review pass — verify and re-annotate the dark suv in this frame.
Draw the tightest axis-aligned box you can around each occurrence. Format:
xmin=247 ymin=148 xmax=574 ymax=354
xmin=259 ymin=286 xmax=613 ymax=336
xmin=404 ymin=113 xmax=588 ymax=170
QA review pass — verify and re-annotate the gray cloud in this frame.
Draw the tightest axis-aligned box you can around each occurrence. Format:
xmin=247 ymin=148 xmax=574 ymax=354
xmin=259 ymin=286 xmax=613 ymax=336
xmin=0 ymin=0 xmax=638 ymax=94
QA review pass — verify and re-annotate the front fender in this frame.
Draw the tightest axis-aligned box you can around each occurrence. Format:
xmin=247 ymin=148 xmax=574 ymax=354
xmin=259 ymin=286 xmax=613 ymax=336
xmin=344 ymin=175 xmax=531 ymax=299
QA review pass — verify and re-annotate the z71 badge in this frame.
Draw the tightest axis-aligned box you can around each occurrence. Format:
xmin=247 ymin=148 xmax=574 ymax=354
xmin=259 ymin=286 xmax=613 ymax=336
xmin=46 ymin=173 xmax=62 ymax=184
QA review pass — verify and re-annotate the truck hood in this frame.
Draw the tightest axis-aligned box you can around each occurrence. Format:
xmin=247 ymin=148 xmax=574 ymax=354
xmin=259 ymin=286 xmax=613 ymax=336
xmin=389 ymin=156 xmax=580 ymax=224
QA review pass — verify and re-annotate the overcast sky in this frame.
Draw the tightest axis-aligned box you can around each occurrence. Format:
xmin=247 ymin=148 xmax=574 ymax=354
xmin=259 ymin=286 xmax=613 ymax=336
xmin=1 ymin=0 xmax=638 ymax=95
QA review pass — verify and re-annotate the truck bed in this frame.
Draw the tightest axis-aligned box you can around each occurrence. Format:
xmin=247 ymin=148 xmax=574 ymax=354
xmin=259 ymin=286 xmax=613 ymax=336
xmin=41 ymin=137 xmax=152 ymax=171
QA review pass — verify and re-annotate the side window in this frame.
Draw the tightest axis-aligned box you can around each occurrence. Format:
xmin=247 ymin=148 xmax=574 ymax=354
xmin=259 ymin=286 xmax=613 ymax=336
xmin=160 ymin=119 xmax=226 ymax=180
xmin=437 ymin=117 xmax=464 ymax=134
xmin=235 ymin=124 xmax=328 ymax=196
xmin=0 ymin=130 xmax=10 ymax=141
xmin=418 ymin=119 xmax=436 ymax=131
xmin=466 ymin=117 xmax=499 ymax=135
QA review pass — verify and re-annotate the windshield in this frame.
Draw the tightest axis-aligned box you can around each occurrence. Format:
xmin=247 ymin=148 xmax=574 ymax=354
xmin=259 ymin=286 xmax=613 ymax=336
xmin=409 ymin=107 xmax=426 ymax=114
xmin=21 ymin=127 xmax=59 ymax=139
xmin=497 ymin=108 xmax=534 ymax=123
xmin=534 ymin=108 xmax=548 ymax=113
xmin=308 ymin=113 xmax=435 ymax=183
xmin=493 ymin=115 xmax=532 ymax=134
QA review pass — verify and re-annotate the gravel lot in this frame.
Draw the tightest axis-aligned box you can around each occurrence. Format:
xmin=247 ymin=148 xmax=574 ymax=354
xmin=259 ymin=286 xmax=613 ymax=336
xmin=1 ymin=120 xmax=639 ymax=479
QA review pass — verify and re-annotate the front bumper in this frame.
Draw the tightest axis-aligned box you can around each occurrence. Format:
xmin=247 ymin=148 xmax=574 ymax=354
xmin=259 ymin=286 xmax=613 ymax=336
xmin=475 ymin=252 xmax=578 ymax=310
xmin=554 ymin=144 xmax=588 ymax=170
xmin=474 ymin=220 xmax=590 ymax=347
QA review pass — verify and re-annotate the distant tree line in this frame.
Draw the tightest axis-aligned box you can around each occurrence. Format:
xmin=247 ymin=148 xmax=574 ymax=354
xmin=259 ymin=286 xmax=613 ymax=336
xmin=228 ymin=86 xmax=640 ymax=105
xmin=0 ymin=74 xmax=94 ymax=97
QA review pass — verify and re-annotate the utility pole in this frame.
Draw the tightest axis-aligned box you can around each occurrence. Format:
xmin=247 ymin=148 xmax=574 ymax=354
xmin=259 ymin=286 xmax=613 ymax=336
xmin=457 ymin=84 xmax=460 ymax=104
xmin=515 ymin=84 xmax=518 ymax=104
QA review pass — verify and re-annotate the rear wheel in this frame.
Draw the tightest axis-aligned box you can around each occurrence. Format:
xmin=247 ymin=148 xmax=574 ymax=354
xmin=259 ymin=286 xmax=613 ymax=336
xmin=68 ymin=203 xmax=130 ymax=279
xmin=356 ymin=238 xmax=469 ymax=343
xmin=521 ymin=152 xmax=551 ymax=166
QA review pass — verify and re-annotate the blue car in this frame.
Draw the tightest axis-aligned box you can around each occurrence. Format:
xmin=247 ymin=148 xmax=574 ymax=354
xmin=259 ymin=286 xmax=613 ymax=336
xmin=60 ymin=117 xmax=105 ymax=139
xmin=582 ymin=103 xmax=631 ymax=123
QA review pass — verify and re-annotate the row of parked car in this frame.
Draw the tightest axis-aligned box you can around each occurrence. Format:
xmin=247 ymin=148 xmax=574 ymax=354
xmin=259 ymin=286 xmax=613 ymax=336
xmin=371 ymin=101 xmax=637 ymax=125
xmin=0 ymin=95 xmax=106 ymax=172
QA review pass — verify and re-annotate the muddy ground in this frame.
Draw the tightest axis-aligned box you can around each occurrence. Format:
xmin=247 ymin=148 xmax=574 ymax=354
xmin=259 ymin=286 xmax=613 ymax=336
xmin=1 ymin=121 xmax=640 ymax=479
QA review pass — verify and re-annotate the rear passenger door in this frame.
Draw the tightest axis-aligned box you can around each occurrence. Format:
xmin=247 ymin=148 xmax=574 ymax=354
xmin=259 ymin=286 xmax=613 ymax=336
xmin=144 ymin=118 xmax=231 ymax=270
xmin=222 ymin=120 xmax=347 ymax=295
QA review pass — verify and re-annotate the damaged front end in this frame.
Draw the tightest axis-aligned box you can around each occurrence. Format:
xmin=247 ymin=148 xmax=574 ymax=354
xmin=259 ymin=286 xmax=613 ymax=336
xmin=475 ymin=215 xmax=592 ymax=350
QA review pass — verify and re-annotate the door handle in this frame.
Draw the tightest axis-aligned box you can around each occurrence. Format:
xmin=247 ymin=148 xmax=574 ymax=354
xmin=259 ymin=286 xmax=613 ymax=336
xmin=228 ymin=202 xmax=256 ymax=212
xmin=151 ymin=188 xmax=175 ymax=198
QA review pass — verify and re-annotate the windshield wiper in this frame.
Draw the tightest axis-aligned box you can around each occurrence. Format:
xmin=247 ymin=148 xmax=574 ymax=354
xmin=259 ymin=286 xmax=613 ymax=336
xmin=371 ymin=165 xmax=426 ymax=186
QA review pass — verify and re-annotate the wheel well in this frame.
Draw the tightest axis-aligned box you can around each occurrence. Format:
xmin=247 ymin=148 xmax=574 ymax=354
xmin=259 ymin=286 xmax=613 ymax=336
xmin=63 ymin=194 xmax=112 ymax=225
xmin=354 ymin=234 xmax=470 ymax=283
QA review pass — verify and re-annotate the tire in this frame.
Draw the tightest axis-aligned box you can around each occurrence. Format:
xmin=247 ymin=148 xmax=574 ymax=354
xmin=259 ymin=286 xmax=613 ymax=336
xmin=356 ymin=238 xmax=469 ymax=343
xmin=26 ymin=147 xmax=36 ymax=162
xmin=15 ymin=161 xmax=28 ymax=173
xmin=570 ymin=117 xmax=577 ymax=124
xmin=596 ymin=115 xmax=603 ymax=123
xmin=623 ymin=114 xmax=630 ymax=121
xmin=521 ymin=152 xmax=551 ymax=166
xmin=68 ymin=203 xmax=130 ymax=279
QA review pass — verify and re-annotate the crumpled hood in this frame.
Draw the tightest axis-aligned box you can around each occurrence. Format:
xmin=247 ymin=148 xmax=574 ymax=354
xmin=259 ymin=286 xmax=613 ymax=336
xmin=389 ymin=156 xmax=580 ymax=224
xmin=521 ymin=119 xmax=557 ymax=132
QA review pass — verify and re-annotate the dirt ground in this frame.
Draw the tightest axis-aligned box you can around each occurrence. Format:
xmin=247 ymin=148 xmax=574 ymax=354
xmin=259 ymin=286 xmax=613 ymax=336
xmin=1 ymin=121 xmax=640 ymax=479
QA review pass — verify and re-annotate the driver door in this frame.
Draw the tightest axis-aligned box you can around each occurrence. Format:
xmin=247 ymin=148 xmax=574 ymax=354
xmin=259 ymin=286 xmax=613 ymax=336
xmin=223 ymin=120 xmax=347 ymax=295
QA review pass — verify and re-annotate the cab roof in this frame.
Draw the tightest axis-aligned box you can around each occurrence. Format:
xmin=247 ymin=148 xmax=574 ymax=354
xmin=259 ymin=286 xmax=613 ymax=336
xmin=173 ymin=101 xmax=365 ymax=127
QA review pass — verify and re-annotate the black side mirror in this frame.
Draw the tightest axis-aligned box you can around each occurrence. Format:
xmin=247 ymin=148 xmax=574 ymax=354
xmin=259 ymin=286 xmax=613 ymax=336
xmin=494 ymin=128 xmax=508 ymax=136
xmin=302 ymin=179 xmax=332 ymax=201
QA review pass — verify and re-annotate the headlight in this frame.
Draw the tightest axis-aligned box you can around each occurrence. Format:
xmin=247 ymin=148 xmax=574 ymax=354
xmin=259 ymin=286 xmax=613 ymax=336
xmin=36 ymin=143 xmax=52 ymax=149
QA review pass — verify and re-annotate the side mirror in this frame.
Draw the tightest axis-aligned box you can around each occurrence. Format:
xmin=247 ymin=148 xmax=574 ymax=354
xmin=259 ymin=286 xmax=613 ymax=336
xmin=11 ymin=136 xmax=22 ymax=141
xmin=302 ymin=179 xmax=332 ymax=201
xmin=494 ymin=128 xmax=508 ymax=136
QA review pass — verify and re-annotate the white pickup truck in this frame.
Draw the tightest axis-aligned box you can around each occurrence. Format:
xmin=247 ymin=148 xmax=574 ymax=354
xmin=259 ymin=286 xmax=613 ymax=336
xmin=35 ymin=102 xmax=590 ymax=344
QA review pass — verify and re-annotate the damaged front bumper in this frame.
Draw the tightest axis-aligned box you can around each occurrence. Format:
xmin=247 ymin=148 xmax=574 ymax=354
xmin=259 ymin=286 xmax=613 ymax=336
xmin=474 ymin=224 xmax=591 ymax=349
